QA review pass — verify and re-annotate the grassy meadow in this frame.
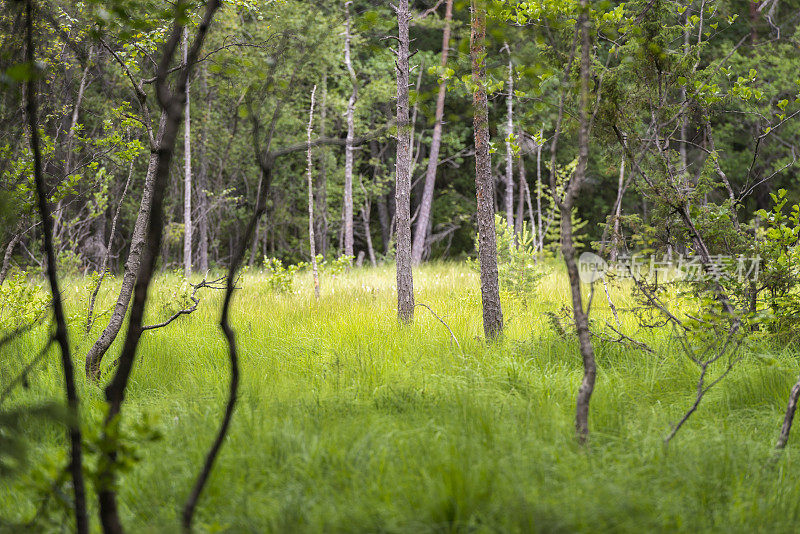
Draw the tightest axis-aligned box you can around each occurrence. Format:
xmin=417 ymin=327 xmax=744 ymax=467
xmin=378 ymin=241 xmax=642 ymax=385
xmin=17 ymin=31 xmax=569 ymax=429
xmin=2 ymin=262 xmax=800 ymax=532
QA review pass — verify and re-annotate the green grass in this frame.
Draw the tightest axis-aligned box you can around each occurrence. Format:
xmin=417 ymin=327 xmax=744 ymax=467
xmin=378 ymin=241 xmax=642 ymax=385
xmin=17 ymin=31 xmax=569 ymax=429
xmin=2 ymin=262 xmax=800 ymax=533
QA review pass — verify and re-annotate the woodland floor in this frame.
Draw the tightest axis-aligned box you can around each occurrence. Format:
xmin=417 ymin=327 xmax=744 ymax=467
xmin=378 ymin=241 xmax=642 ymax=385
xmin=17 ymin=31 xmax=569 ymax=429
xmin=2 ymin=262 xmax=800 ymax=533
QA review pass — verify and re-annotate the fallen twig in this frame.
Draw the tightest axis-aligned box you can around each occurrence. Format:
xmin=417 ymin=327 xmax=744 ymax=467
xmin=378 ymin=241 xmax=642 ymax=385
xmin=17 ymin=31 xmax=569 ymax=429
xmin=415 ymin=302 xmax=461 ymax=351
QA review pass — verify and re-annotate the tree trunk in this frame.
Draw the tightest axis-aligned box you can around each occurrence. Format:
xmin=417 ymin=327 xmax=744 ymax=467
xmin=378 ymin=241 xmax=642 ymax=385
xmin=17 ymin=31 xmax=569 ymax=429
xmin=197 ymin=64 xmax=210 ymax=272
xmin=183 ymin=28 xmax=193 ymax=276
xmin=249 ymin=169 xmax=264 ymax=267
xmin=395 ymin=0 xmax=415 ymax=323
xmin=569 ymin=3 xmax=597 ymax=443
xmin=307 ymin=85 xmax=320 ymax=298
xmin=317 ymin=74 xmax=329 ymax=258
xmin=25 ymin=2 xmax=88 ymax=529
xmin=777 ymin=374 xmax=800 ymax=449
xmin=471 ymin=0 xmax=503 ymax=339
xmin=342 ymin=1 xmax=358 ymax=258
xmin=503 ymin=43 xmax=514 ymax=231
xmin=85 ymin=111 xmax=168 ymax=378
xmin=610 ymin=154 xmax=625 ymax=262
xmin=536 ymin=138 xmax=544 ymax=252
xmin=64 ymin=45 xmax=93 ymax=174
xmin=0 ymin=230 xmax=22 ymax=286
xmin=411 ymin=0 xmax=453 ymax=264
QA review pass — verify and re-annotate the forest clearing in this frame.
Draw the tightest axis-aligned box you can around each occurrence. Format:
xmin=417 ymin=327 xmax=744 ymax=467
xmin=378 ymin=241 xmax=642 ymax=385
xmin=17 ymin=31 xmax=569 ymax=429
xmin=4 ymin=263 xmax=800 ymax=532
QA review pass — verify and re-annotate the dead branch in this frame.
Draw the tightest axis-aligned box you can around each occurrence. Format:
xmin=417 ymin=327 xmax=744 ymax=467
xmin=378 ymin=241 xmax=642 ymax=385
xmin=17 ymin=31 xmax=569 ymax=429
xmin=141 ymin=276 xmax=226 ymax=331
xmin=415 ymin=302 xmax=461 ymax=351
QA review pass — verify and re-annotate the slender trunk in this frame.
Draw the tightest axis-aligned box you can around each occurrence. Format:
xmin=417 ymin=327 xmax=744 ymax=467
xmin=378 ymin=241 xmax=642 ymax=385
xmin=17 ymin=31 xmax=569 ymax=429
xmin=536 ymin=139 xmax=543 ymax=252
xmin=0 ymin=230 xmax=22 ymax=286
xmin=86 ymin=157 xmax=134 ymax=333
xmin=515 ymin=154 xmax=524 ymax=235
xmin=197 ymin=64 xmax=210 ymax=272
xmin=25 ymin=2 xmax=88 ymax=530
xmin=504 ymin=43 xmax=514 ymax=231
xmin=411 ymin=0 xmax=453 ymax=264
xmin=777 ymin=375 xmax=800 ymax=449
xmin=570 ymin=3 xmax=596 ymax=443
xmin=100 ymin=7 xmax=221 ymax=531
xmin=471 ymin=0 xmax=503 ymax=339
xmin=520 ymin=156 xmax=537 ymax=243
xmin=610 ymin=154 xmax=625 ymax=262
xmin=363 ymin=206 xmax=377 ymax=267
xmin=307 ymin=86 xmax=320 ymax=299
xmin=65 ymin=45 xmax=92 ymax=173
xmin=249 ymin=169 xmax=264 ymax=266
xmin=342 ymin=1 xmax=358 ymax=257
xmin=395 ymin=0 xmax=415 ymax=323
xmin=317 ymin=74 xmax=329 ymax=258
xmin=183 ymin=28 xmax=193 ymax=275
xmin=85 ymin=111 xmax=168 ymax=379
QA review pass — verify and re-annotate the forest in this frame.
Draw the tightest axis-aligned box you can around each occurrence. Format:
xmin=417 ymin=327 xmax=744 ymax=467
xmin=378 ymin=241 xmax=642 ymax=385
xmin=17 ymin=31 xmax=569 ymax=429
xmin=2 ymin=0 xmax=800 ymax=531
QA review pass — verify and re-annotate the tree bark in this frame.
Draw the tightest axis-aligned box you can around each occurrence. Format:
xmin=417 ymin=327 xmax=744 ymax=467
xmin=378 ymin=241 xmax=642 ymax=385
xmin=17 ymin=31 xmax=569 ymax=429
xmin=411 ymin=0 xmax=453 ymax=264
xmin=395 ymin=0 xmax=415 ymax=323
xmin=183 ymin=27 xmax=193 ymax=276
xmin=569 ymin=3 xmax=597 ymax=443
xmin=342 ymin=1 xmax=358 ymax=257
xmin=0 ymin=230 xmax=22 ymax=287
xmin=610 ymin=154 xmax=625 ymax=262
xmin=471 ymin=0 xmax=503 ymax=339
xmin=536 ymin=138 xmax=543 ymax=252
xmin=317 ymin=73 xmax=329 ymax=258
xmin=197 ymin=64 xmax=210 ymax=272
xmin=85 ymin=110 xmax=168 ymax=379
xmin=307 ymin=85 xmax=320 ymax=298
xmin=86 ymin=157 xmax=134 ymax=333
xmin=777 ymin=374 xmax=800 ymax=449
xmin=503 ymin=43 xmax=514 ymax=231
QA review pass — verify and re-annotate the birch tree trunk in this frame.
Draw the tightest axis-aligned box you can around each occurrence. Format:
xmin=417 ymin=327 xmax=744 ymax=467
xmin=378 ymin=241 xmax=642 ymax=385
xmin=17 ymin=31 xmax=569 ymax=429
xmin=183 ymin=28 xmax=193 ymax=275
xmin=411 ymin=0 xmax=453 ymax=264
xmin=503 ymin=43 xmax=514 ymax=231
xmin=317 ymin=74 xmax=329 ymax=258
xmin=471 ymin=0 xmax=503 ymax=339
xmin=307 ymin=85 xmax=320 ymax=299
xmin=536 ymin=139 xmax=543 ymax=252
xmin=395 ymin=0 xmax=415 ymax=323
xmin=342 ymin=1 xmax=358 ymax=258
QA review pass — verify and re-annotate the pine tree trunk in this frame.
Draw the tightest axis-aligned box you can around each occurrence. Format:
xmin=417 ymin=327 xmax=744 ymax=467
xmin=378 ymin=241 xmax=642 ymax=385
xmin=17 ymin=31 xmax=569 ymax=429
xmin=395 ymin=0 xmax=415 ymax=323
xmin=471 ymin=0 xmax=503 ymax=339
xmin=411 ymin=0 xmax=453 ymax=264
